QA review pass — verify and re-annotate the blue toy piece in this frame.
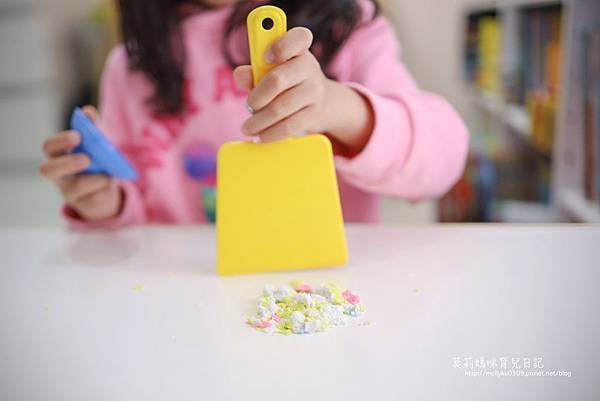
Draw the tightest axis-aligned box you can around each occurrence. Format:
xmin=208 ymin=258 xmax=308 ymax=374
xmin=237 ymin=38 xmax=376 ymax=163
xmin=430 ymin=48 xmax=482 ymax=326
xmin=70 ymin=107 xmax=138 ymax=181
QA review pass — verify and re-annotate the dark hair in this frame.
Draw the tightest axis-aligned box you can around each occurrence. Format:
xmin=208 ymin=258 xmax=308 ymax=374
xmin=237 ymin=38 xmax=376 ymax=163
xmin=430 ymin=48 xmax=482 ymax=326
xmin=118 ymin=0 xmax=379 ymax=115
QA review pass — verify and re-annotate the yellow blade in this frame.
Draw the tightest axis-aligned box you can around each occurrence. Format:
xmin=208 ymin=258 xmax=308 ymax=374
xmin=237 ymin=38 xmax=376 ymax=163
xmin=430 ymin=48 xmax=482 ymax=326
xmin=216 ymin=6 xmax=348 ymax=276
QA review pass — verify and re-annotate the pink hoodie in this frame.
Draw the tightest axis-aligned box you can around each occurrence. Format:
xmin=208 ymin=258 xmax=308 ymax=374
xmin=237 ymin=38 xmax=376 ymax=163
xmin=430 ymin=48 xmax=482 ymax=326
xmin=64 ymin=2 xmax=469 ymax=228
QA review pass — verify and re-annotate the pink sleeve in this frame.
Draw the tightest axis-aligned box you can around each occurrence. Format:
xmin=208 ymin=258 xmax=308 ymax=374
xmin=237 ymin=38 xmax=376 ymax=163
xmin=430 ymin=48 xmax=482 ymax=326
xmin=331 ymin=15 xmax=469 ymax=201
xmin=63 ymin=46 xmax=148 ymax=229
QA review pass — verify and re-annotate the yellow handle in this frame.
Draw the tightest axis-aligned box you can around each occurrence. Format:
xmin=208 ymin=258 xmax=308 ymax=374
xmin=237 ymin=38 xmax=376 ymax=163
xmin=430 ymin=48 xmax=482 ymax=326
xmin=247 ymin=6 xmax=288 ymax=86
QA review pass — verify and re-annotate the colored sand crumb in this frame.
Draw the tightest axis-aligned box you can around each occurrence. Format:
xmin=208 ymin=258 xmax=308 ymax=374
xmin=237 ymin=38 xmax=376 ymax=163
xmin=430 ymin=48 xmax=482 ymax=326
xmin=247 ymin=282 xmax=366 ymax=335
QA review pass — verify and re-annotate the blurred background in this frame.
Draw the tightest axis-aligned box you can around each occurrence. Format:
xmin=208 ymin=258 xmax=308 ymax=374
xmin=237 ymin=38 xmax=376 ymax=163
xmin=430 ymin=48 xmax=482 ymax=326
xmin=0 ymin=0 xmax=598 ymax=226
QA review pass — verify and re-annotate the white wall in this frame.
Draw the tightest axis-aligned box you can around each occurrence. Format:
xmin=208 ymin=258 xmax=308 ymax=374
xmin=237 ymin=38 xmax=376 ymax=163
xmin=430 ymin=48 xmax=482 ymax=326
xmin=40 ymin=0 xmax=98 ymax=111
xmin=0 ymin=0 xmax=98 ymax=166
xmin=385 ymin=0 xmax=480 ymax=131
xmin=0 ymin=1 xmax=56 ymax=164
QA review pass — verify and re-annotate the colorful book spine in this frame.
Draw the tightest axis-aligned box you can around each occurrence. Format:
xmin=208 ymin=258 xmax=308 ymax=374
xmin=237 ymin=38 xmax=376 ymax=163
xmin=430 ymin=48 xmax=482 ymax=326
xmin=520 ymin=6 xmax=563 ymax=150
xmin=582 ymin=29 xmax=600 ymax=203
xmin=596 ymin=86 xmax=600 ymax=204
xmin=477 ymin=17 xmax=502 ymax=93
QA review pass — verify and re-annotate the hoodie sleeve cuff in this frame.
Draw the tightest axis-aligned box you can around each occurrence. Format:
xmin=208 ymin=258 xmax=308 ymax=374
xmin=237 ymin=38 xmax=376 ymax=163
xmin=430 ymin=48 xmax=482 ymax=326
xmin=334 ymin=82 xmax=412 ymax=185
xmin=62 ymin=181 xmax=144 ymax=230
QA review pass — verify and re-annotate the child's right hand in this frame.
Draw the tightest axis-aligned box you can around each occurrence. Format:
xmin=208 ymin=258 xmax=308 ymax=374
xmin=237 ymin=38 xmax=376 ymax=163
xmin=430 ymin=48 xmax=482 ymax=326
xmin=39 ymin=106 xmax=123 ymax=222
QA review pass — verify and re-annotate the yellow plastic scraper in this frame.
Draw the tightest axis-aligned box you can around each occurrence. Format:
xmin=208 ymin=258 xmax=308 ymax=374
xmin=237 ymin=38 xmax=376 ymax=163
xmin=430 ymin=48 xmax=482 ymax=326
xmin=216 ymin=5 xmax=348 ymax=276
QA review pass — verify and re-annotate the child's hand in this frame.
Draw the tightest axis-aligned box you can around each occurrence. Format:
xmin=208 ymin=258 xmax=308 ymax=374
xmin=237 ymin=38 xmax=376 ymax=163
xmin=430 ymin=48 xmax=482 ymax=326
xmin=234 ymin=27 xmax=331 ymax=143
xmin=40 ymin=106 xmax=123 ymax=222
xmin=234 ymin=27 xmax=374 ymax=150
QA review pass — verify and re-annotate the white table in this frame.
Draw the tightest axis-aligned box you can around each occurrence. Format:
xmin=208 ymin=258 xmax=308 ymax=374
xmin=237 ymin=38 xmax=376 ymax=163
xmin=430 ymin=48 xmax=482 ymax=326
xmin=1 ymin=225 xmax=598 ymax=401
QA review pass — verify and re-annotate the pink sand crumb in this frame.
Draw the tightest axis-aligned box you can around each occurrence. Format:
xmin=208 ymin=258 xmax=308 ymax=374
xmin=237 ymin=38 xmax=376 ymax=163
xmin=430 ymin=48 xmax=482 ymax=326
xmin=294 ymin=284 xmax=314 ymax=293
xmin=342 ymin=290 xmax=361 ymax=305
xmin=255 ymin=321 xmax=272 ymax=329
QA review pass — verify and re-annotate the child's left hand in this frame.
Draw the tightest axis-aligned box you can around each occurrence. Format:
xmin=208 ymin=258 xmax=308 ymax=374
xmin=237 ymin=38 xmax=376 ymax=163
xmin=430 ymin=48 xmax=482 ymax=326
xmin=234 ymin=27 xmax=330 ymax=143
xmin=235 ymin=27 xmax=375 ymax=151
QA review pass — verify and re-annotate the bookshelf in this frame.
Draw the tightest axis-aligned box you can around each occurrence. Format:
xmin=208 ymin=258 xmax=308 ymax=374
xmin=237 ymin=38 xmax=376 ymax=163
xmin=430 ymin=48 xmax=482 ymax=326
xmin=554 ymin=0 xmax=600 ymax=223
xmin=559 ymin=189 xmax=600 ymax=224
xmin=449 ymin=0 xmax=600 ymax=223
xmin=468 ymin=86 xmax=532 ymax=146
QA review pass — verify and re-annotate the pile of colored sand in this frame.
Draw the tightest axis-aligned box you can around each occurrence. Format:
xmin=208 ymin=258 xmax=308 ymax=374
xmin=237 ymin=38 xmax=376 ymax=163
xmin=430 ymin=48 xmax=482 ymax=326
xmin=247 ymin=281 xmax=365 ymax=335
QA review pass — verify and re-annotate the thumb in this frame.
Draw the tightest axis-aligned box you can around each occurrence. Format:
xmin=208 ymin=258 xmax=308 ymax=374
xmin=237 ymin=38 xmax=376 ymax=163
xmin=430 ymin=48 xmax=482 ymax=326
xmin=82 ymin=105 xmax=99 ymax=123
xmin=233 ymin=65 xmax=253 ymax=92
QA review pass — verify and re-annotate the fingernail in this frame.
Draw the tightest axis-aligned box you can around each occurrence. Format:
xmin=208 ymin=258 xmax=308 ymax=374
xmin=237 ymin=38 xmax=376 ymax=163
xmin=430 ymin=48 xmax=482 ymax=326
xmin=264 ymin=50 xmax=274 ymax=64
xmin=69 ymin=131 xmax=80 ymax=143
xmin=77 ymin=155 xmax=90 ymax=167
xmin=246 ymin=104 xmax=255 ymax=115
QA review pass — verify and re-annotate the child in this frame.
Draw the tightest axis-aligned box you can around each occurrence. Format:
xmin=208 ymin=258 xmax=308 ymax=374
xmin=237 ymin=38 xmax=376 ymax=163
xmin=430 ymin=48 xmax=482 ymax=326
xmin=40 ymin=0 xmax=469 ymax=227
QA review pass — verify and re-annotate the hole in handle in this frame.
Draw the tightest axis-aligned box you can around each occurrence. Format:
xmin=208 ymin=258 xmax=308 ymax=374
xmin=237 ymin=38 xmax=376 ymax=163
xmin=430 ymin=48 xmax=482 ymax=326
xmin=262 ymin=17 xmax=274 ymax=30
